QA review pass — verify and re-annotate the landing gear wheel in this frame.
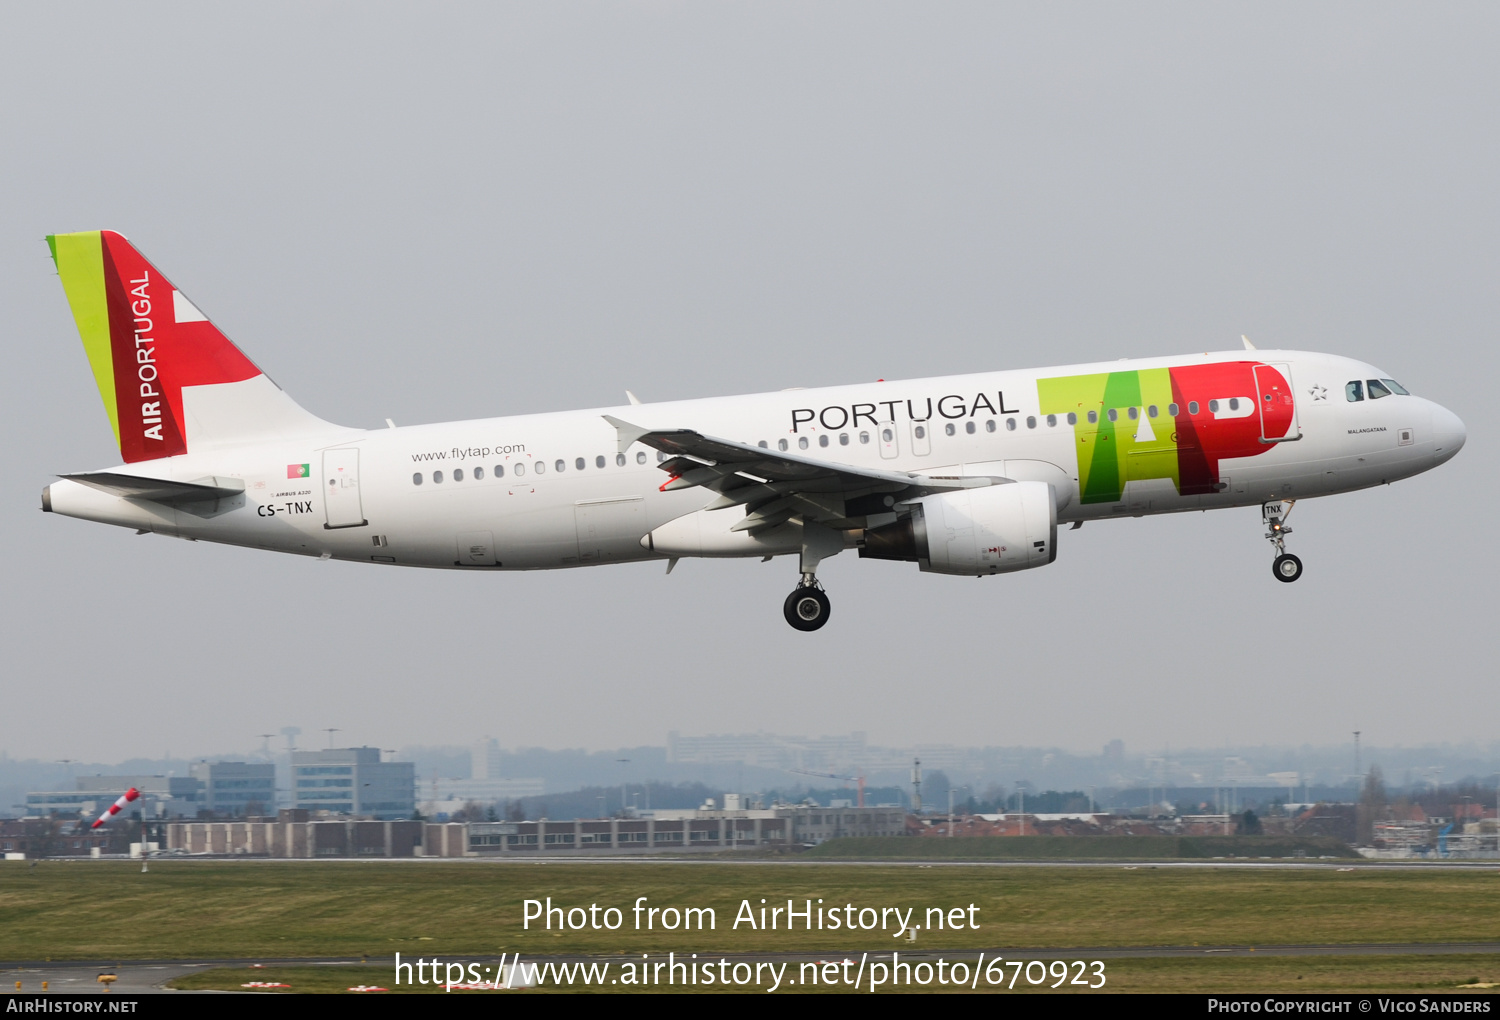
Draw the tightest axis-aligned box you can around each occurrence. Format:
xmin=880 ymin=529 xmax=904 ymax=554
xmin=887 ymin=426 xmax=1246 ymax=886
xmin=784 ymin=586 xmax=831 ymax=631
xmin=1273 ymin=553 xmax=1303 ymax=583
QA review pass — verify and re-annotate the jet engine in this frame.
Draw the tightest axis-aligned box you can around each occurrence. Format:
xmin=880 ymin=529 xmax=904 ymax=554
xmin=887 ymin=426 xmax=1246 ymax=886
xmin=859 ymin=481 xmax=1057 ymax=576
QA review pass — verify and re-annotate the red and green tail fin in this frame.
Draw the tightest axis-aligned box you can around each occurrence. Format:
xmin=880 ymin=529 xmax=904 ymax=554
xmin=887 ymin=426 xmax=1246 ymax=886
xmin=48 ymin=230 xmax=330 ymax=463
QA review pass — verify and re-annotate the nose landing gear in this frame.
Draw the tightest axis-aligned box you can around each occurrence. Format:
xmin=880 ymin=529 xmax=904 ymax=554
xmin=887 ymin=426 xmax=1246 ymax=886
xmin=1264 ymin=500 xmax=1302 ymax=583
xmin=784 ymin=574 xmax=831 ymax=631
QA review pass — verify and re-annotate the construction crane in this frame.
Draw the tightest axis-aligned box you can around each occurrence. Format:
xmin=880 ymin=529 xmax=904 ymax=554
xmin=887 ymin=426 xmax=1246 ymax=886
xmin=785 ymin=768 xmax=865 ymax=808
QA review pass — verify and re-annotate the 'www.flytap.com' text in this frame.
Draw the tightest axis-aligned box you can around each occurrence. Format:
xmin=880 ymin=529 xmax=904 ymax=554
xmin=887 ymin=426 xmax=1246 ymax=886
xmin=395 ymin=953 xmax=1107 ymax=991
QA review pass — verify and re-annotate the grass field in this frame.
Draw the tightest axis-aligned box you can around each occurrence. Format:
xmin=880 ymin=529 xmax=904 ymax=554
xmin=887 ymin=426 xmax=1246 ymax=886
xmin=167 ymin=956 xmax=1500 ymax=994
xmin=1 ymin=859 xmax=1498 ymax=965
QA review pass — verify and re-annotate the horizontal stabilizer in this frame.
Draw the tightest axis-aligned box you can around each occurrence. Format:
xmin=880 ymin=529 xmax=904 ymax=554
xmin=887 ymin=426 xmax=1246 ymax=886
xmin=62 ymin=471 xmax=245 ymax=505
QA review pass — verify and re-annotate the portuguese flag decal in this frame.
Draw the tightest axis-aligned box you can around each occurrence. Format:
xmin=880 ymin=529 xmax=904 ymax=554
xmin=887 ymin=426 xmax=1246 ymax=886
xmin=287 ymin=463 xmax=310 ymax=479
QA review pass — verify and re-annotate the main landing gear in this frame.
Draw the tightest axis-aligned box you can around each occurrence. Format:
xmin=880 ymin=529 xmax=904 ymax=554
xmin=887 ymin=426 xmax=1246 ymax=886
xmin=784 ymin=575 xmax=831 ymax=631
xmin=1263 ymin=499 xmax=1303 ymax=583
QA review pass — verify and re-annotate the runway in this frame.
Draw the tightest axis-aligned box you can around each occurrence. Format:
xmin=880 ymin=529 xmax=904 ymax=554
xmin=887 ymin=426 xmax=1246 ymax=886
xmin=5 ymin=940 xmax=1499 ymax=993
xmin=102 ymin=854 xmax=1500 ymax=871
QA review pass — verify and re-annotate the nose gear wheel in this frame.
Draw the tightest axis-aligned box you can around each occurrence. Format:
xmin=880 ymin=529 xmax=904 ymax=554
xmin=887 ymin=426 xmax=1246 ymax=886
xmin=1263 ymin=499 xmax=1303 ymax=583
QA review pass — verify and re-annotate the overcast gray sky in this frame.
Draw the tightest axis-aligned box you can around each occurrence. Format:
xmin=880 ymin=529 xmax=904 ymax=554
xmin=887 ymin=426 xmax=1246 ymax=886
xmin=2 ymin=3 xmax=1495 ymax=763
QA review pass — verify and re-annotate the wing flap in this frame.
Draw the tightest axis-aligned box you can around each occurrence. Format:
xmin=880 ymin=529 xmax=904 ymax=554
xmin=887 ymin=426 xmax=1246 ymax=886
xmin=604 ymin=416 xmax=1001 ymax=524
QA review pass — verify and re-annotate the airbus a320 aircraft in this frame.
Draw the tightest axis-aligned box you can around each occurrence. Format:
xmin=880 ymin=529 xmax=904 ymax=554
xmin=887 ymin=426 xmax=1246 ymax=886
xmin=41 ymin=231 xmax=1466 ymax=631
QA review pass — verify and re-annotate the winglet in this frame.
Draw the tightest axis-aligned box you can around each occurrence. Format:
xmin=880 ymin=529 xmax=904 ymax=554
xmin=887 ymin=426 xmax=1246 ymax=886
xmin=1241 ymin=334 xmax=1257 ymax=350
xmin=626 ymin=390 xmax=642 ymax=406
xmin=602 ymin=415 xmax=652 ymax=455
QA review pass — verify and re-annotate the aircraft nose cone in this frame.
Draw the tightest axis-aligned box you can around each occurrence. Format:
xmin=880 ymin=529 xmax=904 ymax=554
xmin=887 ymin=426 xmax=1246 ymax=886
xmin=1431 ymin=403 xmax=1466 ymax=463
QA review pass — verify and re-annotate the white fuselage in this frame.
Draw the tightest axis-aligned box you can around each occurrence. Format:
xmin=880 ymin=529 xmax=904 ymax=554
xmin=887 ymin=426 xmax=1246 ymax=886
xmin=45 ymin=349 xmax=1465 ymax=571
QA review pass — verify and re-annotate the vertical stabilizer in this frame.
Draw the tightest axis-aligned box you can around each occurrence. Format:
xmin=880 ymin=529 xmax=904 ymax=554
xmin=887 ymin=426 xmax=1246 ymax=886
xmin=48 ymin=231 xmax=337 ymax=463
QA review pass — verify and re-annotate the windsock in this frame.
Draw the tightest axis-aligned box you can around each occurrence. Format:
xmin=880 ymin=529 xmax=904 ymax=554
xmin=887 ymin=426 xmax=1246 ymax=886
xmin=90 ymin=788 xmax=140 ymax=829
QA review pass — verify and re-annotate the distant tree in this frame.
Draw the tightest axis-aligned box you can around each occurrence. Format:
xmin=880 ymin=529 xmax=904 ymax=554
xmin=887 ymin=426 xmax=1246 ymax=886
xmin=486 ymin=805 xmax=499 ymax=822
xmin=1240 ymin=809 xmax=1262 ymax=835
xmin=507 ymin=802 xmax=525 ymax=822
xmin=449 ymin=800 xmax=484 ymax=823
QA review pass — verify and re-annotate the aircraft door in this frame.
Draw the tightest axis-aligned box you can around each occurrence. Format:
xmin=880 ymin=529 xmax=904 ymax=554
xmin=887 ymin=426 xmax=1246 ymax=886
xmin=322 ymin=448 xmax=367 ymax=529
xmin=878 ymin=419 xmax=899 ymax=459
xmin=1254 ymin=363 xmax=1299 ymax=442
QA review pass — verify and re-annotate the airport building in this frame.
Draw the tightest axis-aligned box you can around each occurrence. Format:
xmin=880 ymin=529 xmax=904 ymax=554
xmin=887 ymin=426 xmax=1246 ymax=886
xmin=291 ymin=747 xmax=415 ymax=820
xmin=167 ymin=811 xmax=428 ymax=857
xmin=22 ymin=775 xmax=202 ymax=819
xmin=189 ymin=761 xmax=276 ymax=816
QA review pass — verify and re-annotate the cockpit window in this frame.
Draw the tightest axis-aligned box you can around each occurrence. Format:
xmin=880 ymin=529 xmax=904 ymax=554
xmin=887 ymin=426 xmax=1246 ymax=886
xmin=1346 ymin=381 xmax=1364 ymax=402
xmin=1366 ymin=379 xmax=1392 ymax=400
xmin=1382 ymin=378 xmax=1410 ymax=395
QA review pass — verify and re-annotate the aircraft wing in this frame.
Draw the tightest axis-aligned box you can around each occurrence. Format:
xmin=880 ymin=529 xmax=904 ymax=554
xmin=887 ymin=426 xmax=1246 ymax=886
xmin=61 ymin=471 xmax=245 ymax=505
xmin=603 ymin=415 xmax=1000 ymax=534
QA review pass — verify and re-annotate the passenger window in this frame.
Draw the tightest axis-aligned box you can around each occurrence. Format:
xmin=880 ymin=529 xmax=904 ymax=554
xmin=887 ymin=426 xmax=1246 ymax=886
xmin=859 ymin=431 xmax=871 ymax=444
xmin=1087 ymin=411 xmax=1097 ymax=424
xmin=778 ymin=438 xmax=789 ymax=451
xmin=453 ymin=468 xmax=464 ymax=482
xmin=944 ymin=423 xmax=956 ymax=436
xmin=514 ymin=462 xmax=525 ymax=476
xmin=636 ymin=451 xmax=647 ymax=464
xmin=1228 ymin=397 xmax=1240 ymax=411
xmin=798 ymin=436 xmax=809 ymax=450
xmin=1066 ymin=412 xmax=1077 ymax=425
xmin=535 ymin=461 xmax=546 ymax=474
xmin=1208 ymin=399 xmax=1220 ymax=413
xmin=1148 ymin=405 xmax=1158 ymax=418
xmin=1107 ymin=408 xmax=1118 ymax=422
xmin=658 ymin=451 xmax=669 ymax=462
xmin=1188 ymin=401 xmax=1199 ymax=415
xmin=576 ymin=457 xmax=586 ymax=470
xmin=1025 ymin=416 xmax=1035 ymax=429
xmin=1367 ymin=379 xmax=1392 ymax=400
xmin=616 ymin=453 xmax=626 ymax=466
xmin=1127 ymin=406 xmax=1138 ymax=420
xmin=914 ymin=425 xmax=926 ymax=440
xmin=988 ymin=419 xmax=999 ymax=432
xmin=1168 ymin=403 xmax=1179 ymax=416
xmin=1346 ymin=381 xmax=1364 ymax=402
xmin=433 ymin=470 xmax=444 ymax=483
xmin=412 ymin=472 xmax=423 ymax=486
xmin=758 ymin=440 xmax=768 ymax=449
xmin=474 ymin=466 xmax=484 ymax=480
xmin=1001 ymin=418 xmax=1012 ymax=431
xmin=1046 ymin=414 xmax=1057 ymax=427
xmin=882 ymin=427 xmax=894 ymax=442
xmin=495 ymin=464 xmax=505 ymax=477
xmin=965 ymin=421 xmax=976 ymax=434
xmin=1383 ymin=379 xmax=1410 ymax=395
xmin=818 ymin=434 xmax=829 ymax=447
xmin=552 ymin=459 xmax=563 ymax=472
xmin=839 ymin=433 xmax=849 ymax=446
xmin=595 ymin=455 xmax=606 ymax=468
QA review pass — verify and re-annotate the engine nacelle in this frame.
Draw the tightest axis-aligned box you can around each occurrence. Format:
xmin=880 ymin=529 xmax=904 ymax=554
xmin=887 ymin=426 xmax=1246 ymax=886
xmin=859 ymin=481 xmax=1057 ymax=576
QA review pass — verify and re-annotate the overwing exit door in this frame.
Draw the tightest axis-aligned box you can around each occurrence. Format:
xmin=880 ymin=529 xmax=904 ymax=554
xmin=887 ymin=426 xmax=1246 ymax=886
xmin=323 ymin=448 xmax=367 ymax=529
